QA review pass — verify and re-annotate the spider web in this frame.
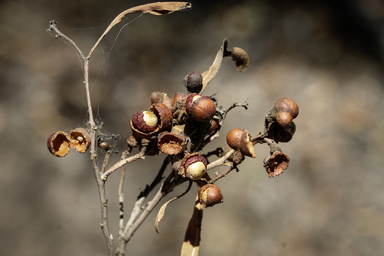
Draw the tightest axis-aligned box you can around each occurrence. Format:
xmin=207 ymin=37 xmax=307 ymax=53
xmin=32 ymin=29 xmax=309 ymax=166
xmin=47 ymin=13 xmax=145 ymax=150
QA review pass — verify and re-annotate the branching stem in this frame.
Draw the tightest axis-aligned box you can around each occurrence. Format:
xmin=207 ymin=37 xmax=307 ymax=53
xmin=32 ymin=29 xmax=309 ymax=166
xmin=101 ymin=146 xmax=147 ymax=181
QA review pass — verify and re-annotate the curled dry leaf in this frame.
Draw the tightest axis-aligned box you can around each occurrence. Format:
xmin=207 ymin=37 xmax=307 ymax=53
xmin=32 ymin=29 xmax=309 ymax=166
xmin=155 ymin=181 xmax=192 ymax=233
xmin=200 ymin=39 xmax=226 ymax=93
xmin=88 ymin=2 xmax=192 ymax=59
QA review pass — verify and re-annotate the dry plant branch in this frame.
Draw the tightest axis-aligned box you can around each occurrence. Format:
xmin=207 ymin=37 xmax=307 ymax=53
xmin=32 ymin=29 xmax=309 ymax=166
xmin=47 ymin=2 xmax=300 ymax=256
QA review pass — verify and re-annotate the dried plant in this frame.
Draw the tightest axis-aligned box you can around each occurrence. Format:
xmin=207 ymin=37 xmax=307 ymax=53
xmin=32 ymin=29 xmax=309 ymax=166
xmin=46 ymin=2 xmax=299 ymax=256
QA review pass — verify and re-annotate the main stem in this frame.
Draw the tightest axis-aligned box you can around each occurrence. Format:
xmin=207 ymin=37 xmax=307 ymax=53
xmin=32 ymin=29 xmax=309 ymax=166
xmin=47 ymin=21 xmax=113 ymax=255
xmin=85 ymin=59 xmax=113 ymax=256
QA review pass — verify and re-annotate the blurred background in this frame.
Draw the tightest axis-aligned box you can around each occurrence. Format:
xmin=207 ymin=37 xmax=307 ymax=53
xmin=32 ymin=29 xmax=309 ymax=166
xmin=1 ymin=0 xmax=384 ymax=255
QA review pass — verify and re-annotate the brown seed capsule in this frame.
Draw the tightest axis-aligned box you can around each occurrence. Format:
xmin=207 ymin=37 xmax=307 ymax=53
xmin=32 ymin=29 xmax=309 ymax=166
xmin=209 ymin=118 xmax=220 ymax=134
xmin=226 ymin=128 xmax=256 ymax=158
xmin=274 ymin=98 xmax=299 ymax=119
xmin=267 ymin=121 xmax=296 ymax=143
xmin=184 ymin=93 xmax=216 ymax=122
xmin=183 ymin=71 xmax=203 ymax=93
xmin=172 ymin=92 xmax=186 ymax=107
xmin=199 ymin=184 xmax=223 ymax=207
xmin=263 ymin=148 xmax=290 ymax=178
xmin=150 ymin=92 xmax=172 ymax=109
xmin=130 ymin=103 xmax=173 ymax=141
xmin=157 ymin=131 xmax=186 ymax=155
xmin=47 ymin=131 xmax=71 ymax=157
xmin=69 ymin=128 xmax=90 ymax=153
xmin=179 ymin=153 xmax=207 ymax=180
xmin=99 ymin=141 xmax=110 ymax=150
xmin=228 ymin=47 xmax=250 ymax=72
xmin=149 ymin=103 xmax=172 ymax=132
xmin=266 ymin=98 xmax=299 ymax=128
xmin=132 ymin=111 xmax=158 ymax=133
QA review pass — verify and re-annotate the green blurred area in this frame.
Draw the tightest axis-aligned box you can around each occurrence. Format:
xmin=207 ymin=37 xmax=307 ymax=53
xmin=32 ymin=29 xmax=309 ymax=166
xmin=1 ymin=0 xmax=384 ymax=255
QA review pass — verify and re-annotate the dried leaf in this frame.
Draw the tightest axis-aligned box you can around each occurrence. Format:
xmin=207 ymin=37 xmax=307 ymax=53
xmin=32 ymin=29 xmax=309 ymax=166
xmin=180 ymin=196 xmax=204 ymax=256
xmin=155 ymin=180 xmax=192 ymax=233
xmin=88 ymin=2 xmax=192 ymax=59
xmin=200 ymin=39 xmax=250 ymax=93
xmin=200 ymin=39 xmax=227 ymax=93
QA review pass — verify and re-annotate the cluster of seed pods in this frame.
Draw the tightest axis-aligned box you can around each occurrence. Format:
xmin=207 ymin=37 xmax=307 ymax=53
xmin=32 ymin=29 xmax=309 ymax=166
xmin=47 ymin=41 xmax=299 ymax=208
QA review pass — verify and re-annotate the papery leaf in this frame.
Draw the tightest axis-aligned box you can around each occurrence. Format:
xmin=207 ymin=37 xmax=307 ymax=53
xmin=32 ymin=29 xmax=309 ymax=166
xmin=155 ymin=196 xmax=178 ymax=233
xmin=200 ymin=39 xmax=227 ymax=93
xmin=200 ymin=39 xmax=250 ymax=93
xmin=88 ymin=2 xmax=192 ymax=59
xmin=155 ymin=180 xmax=192 ymax=233
xmin=180 ymin=196 xmax=204 ymax=256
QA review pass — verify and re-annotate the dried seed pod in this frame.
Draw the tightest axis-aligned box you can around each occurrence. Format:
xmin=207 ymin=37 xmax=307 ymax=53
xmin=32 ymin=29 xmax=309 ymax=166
xmin=132 ymin=111 xmax=158 ymax=133
xmin=172 ymin=92 xmax=186 ymax=107
xmin=227 ymin=47 xmax=250 ymax=72
xmin=263 ymin=148 xmax=290 ymax=178
xmin=99 ymin=141 xmax=110 ymax=150
xmin=69 ymin=128 xmax=90 ymax=153
xmin=266 ymin=98 xmax=299 ymax=128
xmin=198 ymin=184 xmax=223 ymax=207
xmin=47 ymin=131 xmax=71 ymax=157
xmin=184 ymin=93 xmax=216 ymax=122
xmin=274 ymin=98 xmax=299 ymax=119
xmin=226 ymin=128 xmax=256 ymax=158
xmin=149 ymin=103 xmax=172 ymax=132
xmin=179 ymin=153 xmax=207 ymax=180
xmin=172 ymin=160 xmax=182 ymax=173
xmin=267 ymin=121 xmax=296 ymax=143
xmin=130 ymin=103 xmax=172 ymax=140
xmin=157 ymin=131 xmax=186 ymax=155
xmin=209 ymin=118 xmax=220 ymax=135
xmin=150 ymin=92 xmax=172 ymax=109
xmin=183 ymin=71 xmax=203 ymax=93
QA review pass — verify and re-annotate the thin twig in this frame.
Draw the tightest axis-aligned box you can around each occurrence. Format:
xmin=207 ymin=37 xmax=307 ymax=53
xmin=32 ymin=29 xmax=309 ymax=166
xmin=92 ymin=161 xmax=113 ymax=256
xmin=101 ymin=146 xmax=147 ymax=181
xmin=118 ymin=166 xmax=126 ymax=235
xmin=101 ymin=150 xmax=112 ymax=173
xmin=207 ymin=149 xmax=235 ymax=170
xmin=210 ymin=166 xmax=236 ymax=184
xmin=122 ymin=155 xmax=170 ymax=236
xmin=223 ymin=101 xmax=248 ymax=120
